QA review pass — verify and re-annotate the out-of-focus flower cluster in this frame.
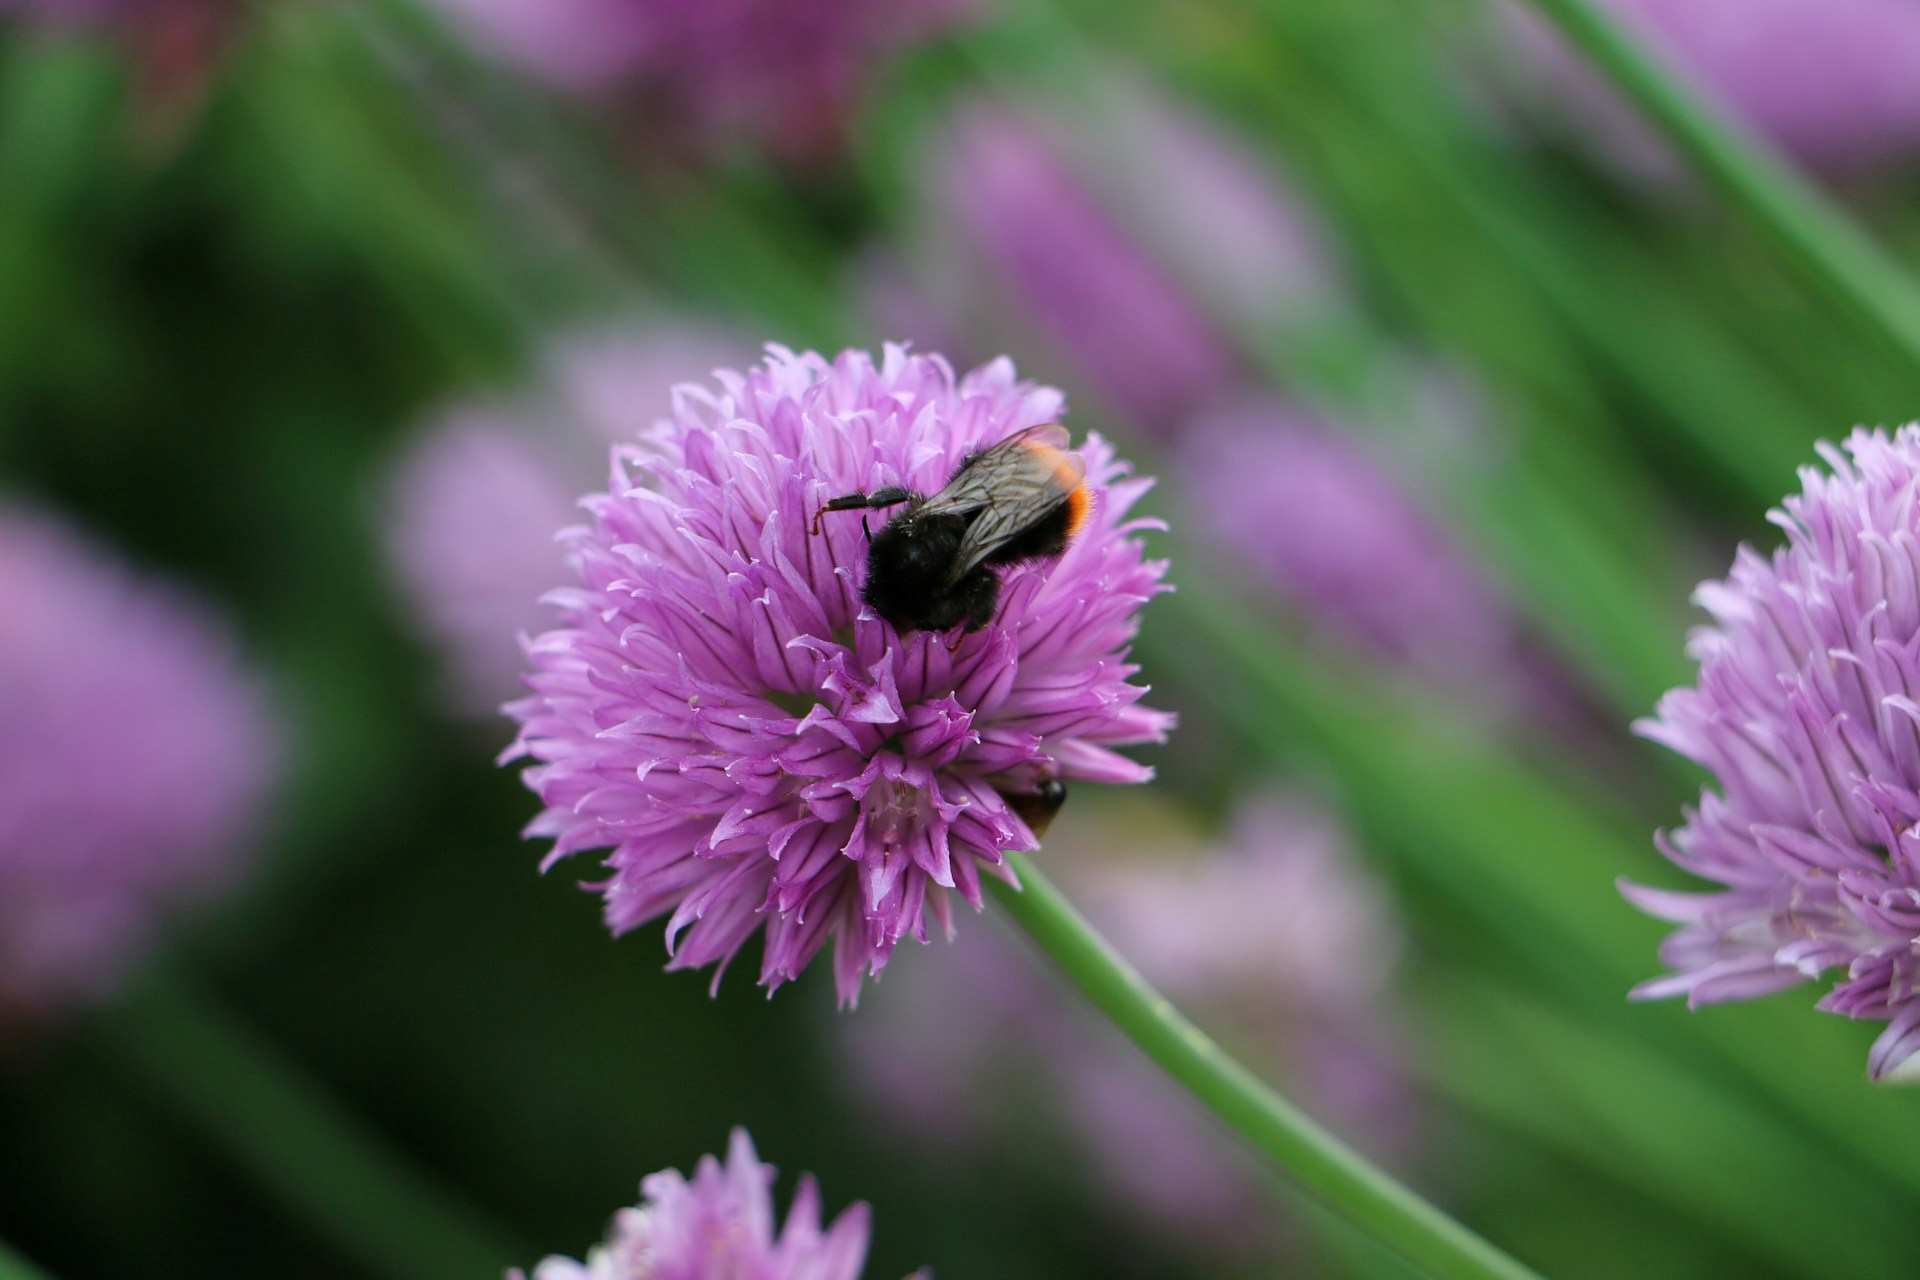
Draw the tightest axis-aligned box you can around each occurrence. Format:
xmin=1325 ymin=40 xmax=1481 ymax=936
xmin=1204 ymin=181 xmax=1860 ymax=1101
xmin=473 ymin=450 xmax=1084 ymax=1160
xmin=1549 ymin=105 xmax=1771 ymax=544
xmin=1174 ymin=394 xmax=1531 ymax=692
xmin=842 ymin=792 xmax=1420 ymax=1256
xmin=0 ymin=506 xmax=280 ymax=1022
xmin=0 ymin=0 xmax=223 ymax=29
xmin=0 ymin=0 xmax=240 ymax=128
xmin=1498 ymin=0 xmax=1920 ymax=178
xmin=896 ymin=80 xmax=1561 ymax=716
xmin=1633 ymin=426 xmax=1920 ymax=1080
xmin=513 ymin=1128 xmax=920 ymax=1280
xmin=383 ymin=323 xmax=748 ymax=717
xmin=917 ymin=77 xmax=1343 ymax=436
xmin=424 ymin=0 xmax=973 ymax=165
xmin=502 ymin=345 xmax=1171 ymax=1005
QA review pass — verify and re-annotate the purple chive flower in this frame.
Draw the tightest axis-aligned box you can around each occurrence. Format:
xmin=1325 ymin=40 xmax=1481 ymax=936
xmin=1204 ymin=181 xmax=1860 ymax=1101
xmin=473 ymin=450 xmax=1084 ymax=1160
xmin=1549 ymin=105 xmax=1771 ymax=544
xmin=512 ymin=1128 xmax=919 ymax=1280
xmin=928 ymin=83 xmax=1341 ymax=435
xmin=382 ymin=325 xmax=749 ymax=717
xmin=1631 ymin=426 xmax=1920 ymax=1081
xmin=0 ymin=506 xmax=279 ymax=1020
xmin=502 ymin=345 xmax=1171 ymax=1005
xmin=424 ymin=0 xmax=971 ymax=165
xmin=1498 ymin=0 xmax=1920 ymax=177
xmin=1176 ymin=395 xmax=1527 ymax=687
xmin=841 ymin=793 xmax=1418 ymax=1248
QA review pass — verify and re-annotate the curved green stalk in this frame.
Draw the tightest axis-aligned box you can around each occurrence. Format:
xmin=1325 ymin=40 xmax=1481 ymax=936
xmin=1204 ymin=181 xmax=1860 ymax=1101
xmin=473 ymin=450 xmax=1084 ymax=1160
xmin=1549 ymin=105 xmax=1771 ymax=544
xmin=988 ymin=854 xmax=1540 ymax=1280
xmin=0 ymin=1239 xmax=53 ymax=1280
xmin=1512 ymin=0 xmax=1920 ymax=374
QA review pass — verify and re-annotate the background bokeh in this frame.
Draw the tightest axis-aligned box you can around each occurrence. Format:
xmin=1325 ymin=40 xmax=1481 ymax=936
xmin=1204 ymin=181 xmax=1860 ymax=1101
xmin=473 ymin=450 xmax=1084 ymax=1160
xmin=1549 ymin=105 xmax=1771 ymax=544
xmin=4 ymin=1 xmax=1920 ymax=1277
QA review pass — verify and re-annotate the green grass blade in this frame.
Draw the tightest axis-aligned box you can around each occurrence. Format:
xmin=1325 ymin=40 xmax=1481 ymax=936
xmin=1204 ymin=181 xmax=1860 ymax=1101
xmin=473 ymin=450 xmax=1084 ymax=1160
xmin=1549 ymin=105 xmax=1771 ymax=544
xmin=1510 ymin=0 xmax=1920 ymax=381
xmin=97 ymin=971 xmax=525 ymax=1280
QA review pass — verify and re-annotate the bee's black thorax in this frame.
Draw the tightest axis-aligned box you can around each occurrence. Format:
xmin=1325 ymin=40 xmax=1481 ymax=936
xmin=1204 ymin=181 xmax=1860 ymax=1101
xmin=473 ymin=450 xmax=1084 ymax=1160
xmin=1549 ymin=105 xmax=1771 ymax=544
xmin=863 ymin=509 xmax=999 ymax=633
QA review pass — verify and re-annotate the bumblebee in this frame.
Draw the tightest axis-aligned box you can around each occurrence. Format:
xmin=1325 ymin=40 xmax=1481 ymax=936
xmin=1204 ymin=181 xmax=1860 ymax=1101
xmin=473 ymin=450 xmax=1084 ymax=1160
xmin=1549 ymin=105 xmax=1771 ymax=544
xmin=812 ymin=424 xmax=1090 ymax=634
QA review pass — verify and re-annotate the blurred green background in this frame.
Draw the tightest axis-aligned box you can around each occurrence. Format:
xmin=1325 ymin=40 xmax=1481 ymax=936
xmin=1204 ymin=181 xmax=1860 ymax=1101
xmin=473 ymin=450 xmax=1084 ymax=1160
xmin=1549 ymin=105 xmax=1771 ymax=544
xmin=4 ymin=1 xmax=1920 ymax=1277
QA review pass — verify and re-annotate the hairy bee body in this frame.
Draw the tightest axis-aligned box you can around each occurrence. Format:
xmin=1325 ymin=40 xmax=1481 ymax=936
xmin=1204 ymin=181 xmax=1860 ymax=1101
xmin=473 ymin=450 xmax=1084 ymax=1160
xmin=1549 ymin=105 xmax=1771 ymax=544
xmin=814 ymin=425 xmax=1090 ymax=635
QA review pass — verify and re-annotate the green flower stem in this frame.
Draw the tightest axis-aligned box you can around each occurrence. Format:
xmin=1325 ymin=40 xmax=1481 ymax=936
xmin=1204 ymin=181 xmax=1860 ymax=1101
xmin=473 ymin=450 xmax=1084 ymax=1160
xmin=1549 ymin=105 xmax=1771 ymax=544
xmin=987 ymin=854 xmax=1540 ymax=1280
xmin=0 ymin=1239 xmax=53 ymax=1280
xmin=1512 ymin=0 xmax=1920 ymax=374
xmin=96 ymin=970 xmax=524 ymax=1280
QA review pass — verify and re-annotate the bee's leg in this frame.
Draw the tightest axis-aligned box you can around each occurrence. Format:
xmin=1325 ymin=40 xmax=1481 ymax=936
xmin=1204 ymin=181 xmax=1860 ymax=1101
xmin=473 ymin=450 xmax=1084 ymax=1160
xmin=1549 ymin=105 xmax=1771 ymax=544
xmin=810 ymin=499 xmax=860 ymax=537
xmin=861 ymin=515 xmax=873 ymax=544
xmin=811 ymin=486 xmax=915 ymax=536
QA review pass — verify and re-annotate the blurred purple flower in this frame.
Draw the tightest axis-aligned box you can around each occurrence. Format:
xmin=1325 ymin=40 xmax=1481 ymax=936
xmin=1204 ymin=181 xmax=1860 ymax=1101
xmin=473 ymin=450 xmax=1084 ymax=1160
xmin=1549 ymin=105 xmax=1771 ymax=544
xmin=1085 ymin=797 xmax=1404 ymax=1010
xmin=1632 ymin=426 xmax=1920 ymax=1081
xmin=846 ymin=250 xmax=973 ymax=372
xmin=502 ymin=345 xmax=1171 ymax=1005
xmin=935 ymin=102 xmax=1226 ymax=431
xmin=513 ymin=1128 xmax=917 ymax=1280
xmin=842 ymin=793 xmax=1418 ymax=1249
xmin=1500 ymin=0 xmax=1920 ymax=176
xmin=1063 ymin=796 xmax=1417 ymax=1238
xmin=385 ymin=418 xmax=579 ymax=718
xmin=930 ymin=84 xmax=1341 ymax=434
xmin=1068 ymin=83 xmax=1345 ymax=343
xmin=0 ymin=506 xmax=280 ymax=1019
xmin=425 ymin=0 xmax=971 ymax=165
xmin=0 ymin=0 xmax=237 ymax=132
xmin=382 ymin=325 xmax=748 ymax=717
xmin=0 ymin=0 xmax=188 ymax=24
xmin=419 ymin=0 xmax=652 ymax=95
xmin=1176 ymin=396 xmax=1526 ymax=686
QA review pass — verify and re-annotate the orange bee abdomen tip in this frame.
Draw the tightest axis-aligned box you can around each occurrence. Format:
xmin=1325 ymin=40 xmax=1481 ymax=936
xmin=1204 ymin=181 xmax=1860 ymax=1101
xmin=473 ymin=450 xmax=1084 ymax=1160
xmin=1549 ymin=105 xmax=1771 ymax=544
xmin=1064 ymin=484 xmax=1091 ymax=537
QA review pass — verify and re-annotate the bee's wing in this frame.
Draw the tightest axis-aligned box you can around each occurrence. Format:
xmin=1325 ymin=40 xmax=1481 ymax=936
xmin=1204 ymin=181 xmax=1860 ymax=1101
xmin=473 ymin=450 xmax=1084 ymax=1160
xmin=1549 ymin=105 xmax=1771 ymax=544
xmin=915 ymin=425 xmax=1073 ymax=518
xmin=919 ymin=426 xmax=1085 ymax=587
